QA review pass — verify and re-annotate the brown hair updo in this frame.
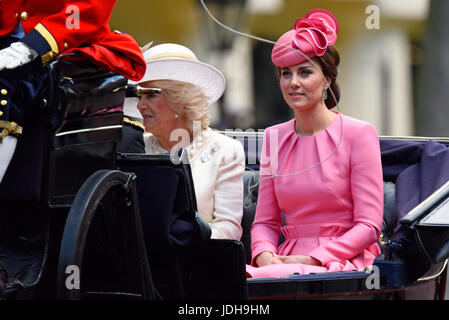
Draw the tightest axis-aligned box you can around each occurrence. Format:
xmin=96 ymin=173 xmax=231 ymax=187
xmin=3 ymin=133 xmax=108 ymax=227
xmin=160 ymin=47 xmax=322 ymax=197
xmin=315 ymin=46 xmax=341 ymax=109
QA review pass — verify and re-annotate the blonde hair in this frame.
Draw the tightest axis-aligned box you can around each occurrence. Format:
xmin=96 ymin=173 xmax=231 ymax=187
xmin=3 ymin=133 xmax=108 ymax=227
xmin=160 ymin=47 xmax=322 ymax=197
xmin=143 ymin=80 xmax=210 ymax=132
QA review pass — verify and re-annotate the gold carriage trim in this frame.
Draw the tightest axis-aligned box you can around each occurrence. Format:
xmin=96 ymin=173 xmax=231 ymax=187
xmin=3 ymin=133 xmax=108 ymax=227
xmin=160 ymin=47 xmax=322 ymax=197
xmin=0 ymin=121 xmax=23 ymax=142
xmin=124 ymin=117 xmax=145 ymax=132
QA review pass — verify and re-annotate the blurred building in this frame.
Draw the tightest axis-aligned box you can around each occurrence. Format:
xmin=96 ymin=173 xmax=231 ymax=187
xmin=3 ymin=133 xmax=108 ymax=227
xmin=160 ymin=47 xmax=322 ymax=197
xmin=110 ymin=0 xmax=429 ymax=135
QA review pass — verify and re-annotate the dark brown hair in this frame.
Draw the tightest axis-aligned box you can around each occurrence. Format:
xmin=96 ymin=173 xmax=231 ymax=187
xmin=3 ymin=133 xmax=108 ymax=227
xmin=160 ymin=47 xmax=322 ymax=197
xmin=275 ymin=46 xmax=341 ymax=109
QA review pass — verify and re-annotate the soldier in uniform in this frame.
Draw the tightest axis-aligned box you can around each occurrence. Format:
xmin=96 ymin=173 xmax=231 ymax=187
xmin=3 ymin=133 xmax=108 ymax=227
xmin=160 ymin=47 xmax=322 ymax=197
xmin=0 ymin=0 xmax=146 ymax=196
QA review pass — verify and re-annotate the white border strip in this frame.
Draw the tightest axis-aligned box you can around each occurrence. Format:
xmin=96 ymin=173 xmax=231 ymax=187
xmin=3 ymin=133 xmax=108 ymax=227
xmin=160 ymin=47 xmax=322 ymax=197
xmin=55 ymin=125 xmax=123 ymax=137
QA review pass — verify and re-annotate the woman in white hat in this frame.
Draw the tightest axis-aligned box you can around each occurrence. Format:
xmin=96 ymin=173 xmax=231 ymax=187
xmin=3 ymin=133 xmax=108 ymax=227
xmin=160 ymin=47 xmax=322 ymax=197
xmin=133 ymin=43 xmax=245 ymax=240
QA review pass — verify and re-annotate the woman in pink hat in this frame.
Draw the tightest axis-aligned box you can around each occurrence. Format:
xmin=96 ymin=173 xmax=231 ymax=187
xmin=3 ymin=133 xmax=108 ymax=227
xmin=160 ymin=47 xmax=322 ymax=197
xmin=246 ymin=9 xmax=384 ymax=278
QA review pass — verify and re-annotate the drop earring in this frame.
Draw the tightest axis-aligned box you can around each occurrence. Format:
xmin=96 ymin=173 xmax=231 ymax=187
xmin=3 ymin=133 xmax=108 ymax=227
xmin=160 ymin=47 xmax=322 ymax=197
xmin=322 ymin=88 xmax=328 ymax=100
xmin=174 ymin=113 xmax=179 ymax=119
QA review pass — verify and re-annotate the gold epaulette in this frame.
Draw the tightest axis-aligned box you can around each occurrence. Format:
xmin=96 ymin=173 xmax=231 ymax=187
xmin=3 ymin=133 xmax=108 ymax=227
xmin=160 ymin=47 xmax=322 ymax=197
xmin=124 ymin=117 xmax=145 ymax=132
xmin=34 ymin=23 xmax=59 ymax=66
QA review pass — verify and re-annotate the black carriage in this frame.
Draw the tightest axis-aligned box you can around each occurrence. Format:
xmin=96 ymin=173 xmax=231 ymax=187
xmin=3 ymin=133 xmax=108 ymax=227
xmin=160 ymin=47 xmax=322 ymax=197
xmin=0 ymin=56 xmax=246 ymax=300
xmin=0 ymin=56 xmax=448 ymax=300
xmin=0 ymin=55 xmax=152 ymax=300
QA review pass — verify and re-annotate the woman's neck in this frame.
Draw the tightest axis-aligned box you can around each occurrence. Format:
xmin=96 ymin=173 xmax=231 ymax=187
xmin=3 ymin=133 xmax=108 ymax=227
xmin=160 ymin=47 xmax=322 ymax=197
xmin=153 ymin=126 xmax=192 ymax=152
xmin=293 ymin=103 xmax=337 ymax=136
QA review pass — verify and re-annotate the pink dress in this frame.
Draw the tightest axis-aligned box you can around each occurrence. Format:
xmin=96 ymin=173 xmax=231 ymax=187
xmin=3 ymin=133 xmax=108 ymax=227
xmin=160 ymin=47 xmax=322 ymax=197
xmin=246 ymin=113 xmax=383 ymax=278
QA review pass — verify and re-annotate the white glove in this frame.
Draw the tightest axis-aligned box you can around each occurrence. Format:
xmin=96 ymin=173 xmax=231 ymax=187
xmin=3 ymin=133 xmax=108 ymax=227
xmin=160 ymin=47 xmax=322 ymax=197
xmin=0 ymin=42 xmax=39 ymax=71
xmin=0 ymin=135 xmax=17 ymax=183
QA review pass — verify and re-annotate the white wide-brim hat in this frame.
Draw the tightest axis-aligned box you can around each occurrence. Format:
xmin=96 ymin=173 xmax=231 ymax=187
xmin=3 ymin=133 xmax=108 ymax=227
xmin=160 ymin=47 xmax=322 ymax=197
xmin=124 ymin=43 xmax=226 ymax=119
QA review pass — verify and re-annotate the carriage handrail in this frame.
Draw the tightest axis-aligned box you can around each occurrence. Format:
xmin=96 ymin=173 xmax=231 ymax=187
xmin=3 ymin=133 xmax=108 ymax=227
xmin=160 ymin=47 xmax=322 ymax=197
xmin=400 ymin=179 xmax=449 ymax=227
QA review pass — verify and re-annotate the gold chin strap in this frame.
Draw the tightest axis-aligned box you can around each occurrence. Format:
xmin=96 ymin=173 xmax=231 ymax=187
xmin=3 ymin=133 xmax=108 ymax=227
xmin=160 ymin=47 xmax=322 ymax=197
xmin=0 ymin=121 xmax=23 ymax=142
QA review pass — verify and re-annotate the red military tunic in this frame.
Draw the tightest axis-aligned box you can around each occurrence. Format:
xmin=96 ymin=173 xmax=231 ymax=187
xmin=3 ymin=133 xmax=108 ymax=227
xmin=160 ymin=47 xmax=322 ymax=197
xmin=0 ymin=0 xmax=146 ymax=133
xmin=0 ymin=0 xmax=145 ymax=186
xmin=0 ymin=0 xmax=118 ymax=65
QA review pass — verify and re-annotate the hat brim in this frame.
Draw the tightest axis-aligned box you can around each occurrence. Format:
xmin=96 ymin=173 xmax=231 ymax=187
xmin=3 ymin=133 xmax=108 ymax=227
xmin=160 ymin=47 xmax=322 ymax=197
xmin=129 ymin=58 xmax=226 ymax=106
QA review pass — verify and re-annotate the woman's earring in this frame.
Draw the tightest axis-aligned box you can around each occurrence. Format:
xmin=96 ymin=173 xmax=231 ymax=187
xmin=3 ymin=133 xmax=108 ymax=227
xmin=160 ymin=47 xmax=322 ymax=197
xmin=174 ymin=113 xmax=179 ymax=119
xmin=322 ymin=88 xmax=328 ymax=100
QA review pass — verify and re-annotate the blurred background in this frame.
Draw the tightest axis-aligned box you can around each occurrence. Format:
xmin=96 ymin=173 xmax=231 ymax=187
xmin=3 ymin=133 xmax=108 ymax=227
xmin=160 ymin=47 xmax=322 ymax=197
xmin=110 ymin=0 xmax=449 ymax=137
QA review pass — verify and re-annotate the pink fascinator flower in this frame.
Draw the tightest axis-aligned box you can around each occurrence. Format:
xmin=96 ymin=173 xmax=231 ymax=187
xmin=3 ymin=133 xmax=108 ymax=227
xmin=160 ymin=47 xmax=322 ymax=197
xmin=271 ymin=9 xmax=339 ymax=67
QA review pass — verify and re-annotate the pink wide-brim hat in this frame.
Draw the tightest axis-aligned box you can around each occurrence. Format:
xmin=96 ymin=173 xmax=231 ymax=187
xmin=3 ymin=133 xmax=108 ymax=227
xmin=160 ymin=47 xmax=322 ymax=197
xmin=271 ymin=9 xmax=339 ymax=67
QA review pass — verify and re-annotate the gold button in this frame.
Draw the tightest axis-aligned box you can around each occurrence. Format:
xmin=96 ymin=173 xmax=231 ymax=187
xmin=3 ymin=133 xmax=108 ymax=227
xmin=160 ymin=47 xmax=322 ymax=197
xmin=64 ymin=42 xmax=68 ymax=49
xmin=0 ymin=111 xmax=3 ymax=117
xmin=15 ymin=13 xmax=19 ymax=19
xmin=1 ymin=100 xmax=7 ymax=106
xmin=20 ymin=11 xmax=29 ymax=21
xmin=1 ymin=89 xmax=7 ymax=95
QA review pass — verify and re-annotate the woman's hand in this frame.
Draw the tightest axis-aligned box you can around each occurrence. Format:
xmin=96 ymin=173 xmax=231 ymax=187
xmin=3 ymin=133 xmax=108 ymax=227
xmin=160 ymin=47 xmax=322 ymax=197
xmin=277 ymin=255 xmax=321 ymax=266
xmin=255 ymin=251 xmax=284 ymax=267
